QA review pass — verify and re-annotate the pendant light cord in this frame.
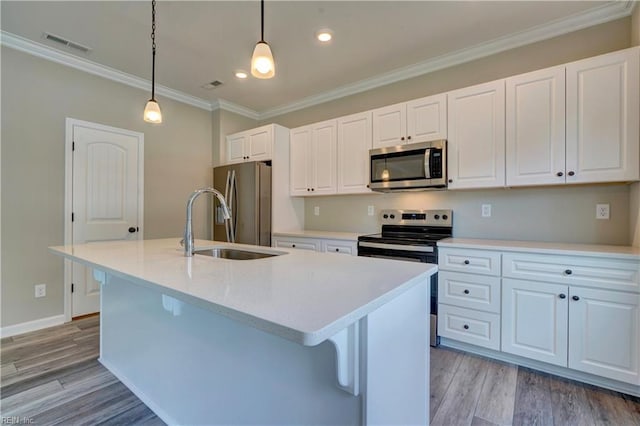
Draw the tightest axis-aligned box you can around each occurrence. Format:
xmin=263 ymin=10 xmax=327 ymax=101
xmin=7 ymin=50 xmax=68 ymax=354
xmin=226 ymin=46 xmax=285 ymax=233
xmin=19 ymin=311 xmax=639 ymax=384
xmin=260 ymin=0 xmax=265 ymax=42
xmin=150 ymin=0 xmax=157 ymax=100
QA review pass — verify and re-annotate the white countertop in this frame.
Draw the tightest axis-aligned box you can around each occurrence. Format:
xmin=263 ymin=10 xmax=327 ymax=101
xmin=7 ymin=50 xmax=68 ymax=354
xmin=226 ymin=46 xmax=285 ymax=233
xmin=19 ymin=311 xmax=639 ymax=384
xmin=438 ymin=238 xmax=640 ymax=260
xmin=50 ymin=238 xmax=435 ymax=346
xmin=273 ymin=230 xmax=362 ymax=241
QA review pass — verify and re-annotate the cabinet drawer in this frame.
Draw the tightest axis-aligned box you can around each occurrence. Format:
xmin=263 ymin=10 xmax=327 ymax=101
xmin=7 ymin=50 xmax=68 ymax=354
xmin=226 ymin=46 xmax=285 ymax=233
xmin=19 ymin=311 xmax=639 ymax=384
xmin=438 ymin=304 xmax=500 ymax=350
xmin=503 ymin=253 xmax=640 ymax=293
xmin=322 ymin=239 xmax=356 ymax=256
xmin=438 ymin=248 xmax=501 ymax=276
xmin=272 ymin=237 xmax=320 ymax=251
xmin=438 ymin=271 xmax=501 ymax=313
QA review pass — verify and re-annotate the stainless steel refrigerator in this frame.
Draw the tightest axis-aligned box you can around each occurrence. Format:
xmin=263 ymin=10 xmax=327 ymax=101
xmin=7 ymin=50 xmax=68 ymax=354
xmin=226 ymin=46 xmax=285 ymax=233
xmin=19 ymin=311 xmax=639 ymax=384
xmin=213 ymin=162 xmax=271 ymax=246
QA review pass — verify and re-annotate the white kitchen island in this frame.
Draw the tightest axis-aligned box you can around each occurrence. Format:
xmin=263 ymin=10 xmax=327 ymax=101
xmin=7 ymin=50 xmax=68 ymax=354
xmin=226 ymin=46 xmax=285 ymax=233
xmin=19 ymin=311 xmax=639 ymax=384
xmin=50 ymin=238 xmax=436 ymax=425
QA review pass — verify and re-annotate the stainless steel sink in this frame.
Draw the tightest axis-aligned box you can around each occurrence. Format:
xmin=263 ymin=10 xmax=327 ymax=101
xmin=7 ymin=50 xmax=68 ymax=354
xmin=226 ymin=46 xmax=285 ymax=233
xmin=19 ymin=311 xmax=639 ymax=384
xmin=193 ymin=247 xmax=283 ymax=260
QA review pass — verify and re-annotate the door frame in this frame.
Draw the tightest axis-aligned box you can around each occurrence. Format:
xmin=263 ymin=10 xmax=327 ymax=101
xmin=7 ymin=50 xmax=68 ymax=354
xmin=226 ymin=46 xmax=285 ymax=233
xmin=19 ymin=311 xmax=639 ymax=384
xmin=63 ymin=118 xmax=145 ymax=322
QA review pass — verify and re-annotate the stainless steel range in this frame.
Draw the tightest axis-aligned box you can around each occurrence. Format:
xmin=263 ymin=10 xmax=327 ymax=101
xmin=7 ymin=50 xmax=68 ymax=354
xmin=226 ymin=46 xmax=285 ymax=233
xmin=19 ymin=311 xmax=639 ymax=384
xmin=357 ymin=209 xmax=453 ymax=347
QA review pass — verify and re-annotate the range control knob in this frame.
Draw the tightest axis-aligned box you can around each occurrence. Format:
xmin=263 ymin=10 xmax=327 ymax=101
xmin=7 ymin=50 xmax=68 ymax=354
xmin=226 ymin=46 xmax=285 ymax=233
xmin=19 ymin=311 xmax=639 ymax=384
xmin=390 ymin=214 xmax=395 ymax=219
xmin=442 ymin=214 xmax=448 ymax=220
xmin=383 ymin=214 xmax=389 ymax=219
xmin=434 ymin=214 xmax=440 ymax=220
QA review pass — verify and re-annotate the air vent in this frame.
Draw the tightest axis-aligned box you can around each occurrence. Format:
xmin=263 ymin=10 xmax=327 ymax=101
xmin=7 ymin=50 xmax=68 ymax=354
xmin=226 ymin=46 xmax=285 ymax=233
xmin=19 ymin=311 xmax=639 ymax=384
xmin=43 ymin=32 xmax=92 ymax=53
xmin=201 ymin=80 xmax=224 ymax=90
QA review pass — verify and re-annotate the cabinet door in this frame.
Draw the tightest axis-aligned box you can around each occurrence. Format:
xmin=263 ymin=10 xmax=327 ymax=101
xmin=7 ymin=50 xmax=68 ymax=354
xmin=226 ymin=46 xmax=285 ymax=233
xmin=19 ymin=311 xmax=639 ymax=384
xmin=246 ymin=126 xmax=273 ymax=162
xmin=311 ymin=120 xmax=337 ymax=195
xmin=566 ymin=48 xmax=640 ymax=183
xmin=406 ymin=94 xmax=447 ymax=143
xmin=290 ymin=126 xmax=311 ymax=196
xmin=372 ymin=103 xmax=406 ymax=148
xmin=568 ymin=287 xmax=640 ymax=385
xmin=337 ymin=112 xmax=372 ymax=194
xmin=227 ymin=134 xmax=247 ymax=164
xmin=272 ymin=237 xmax=320 ymax=251
xmin=447 ymin=80 xmax=506 ymax=189
xmin=502 ymin=278 xmax=568 ymax=367
xmin=506 ymin=66 xmax=566 ymax=186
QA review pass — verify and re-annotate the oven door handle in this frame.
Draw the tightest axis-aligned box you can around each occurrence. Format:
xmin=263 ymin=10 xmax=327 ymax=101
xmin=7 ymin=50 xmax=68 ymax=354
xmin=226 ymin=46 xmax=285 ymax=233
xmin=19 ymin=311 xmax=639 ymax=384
xmin=358 ymin=241 xmax=434 ymax=253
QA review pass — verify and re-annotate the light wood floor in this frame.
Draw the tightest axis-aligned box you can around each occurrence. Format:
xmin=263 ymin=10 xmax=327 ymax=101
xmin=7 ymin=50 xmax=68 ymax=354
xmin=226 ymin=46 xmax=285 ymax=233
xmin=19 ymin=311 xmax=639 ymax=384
xmin=2 ymin=316 xmax=639 ymax=425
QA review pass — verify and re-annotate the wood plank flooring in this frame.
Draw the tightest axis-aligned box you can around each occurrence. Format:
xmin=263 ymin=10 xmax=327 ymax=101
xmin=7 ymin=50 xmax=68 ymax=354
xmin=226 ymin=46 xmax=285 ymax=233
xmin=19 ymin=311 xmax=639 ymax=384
xmin=2 ymin=316 xmax=639 ymax=425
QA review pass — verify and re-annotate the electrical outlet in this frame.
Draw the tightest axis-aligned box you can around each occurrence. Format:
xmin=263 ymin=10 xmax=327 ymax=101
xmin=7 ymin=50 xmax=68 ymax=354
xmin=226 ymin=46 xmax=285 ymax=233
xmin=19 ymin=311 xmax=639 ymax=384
xmin=35 ymin=284 xmax=46 ymax=298
xmin=367 ymin=205 xmax=374 ymax=216
xmin=314 ymin=206 xmax=320 ymax=216
xmin=481 ymin=204 xmax=492 ymax=218
xmin=596 ymin=203 xmax=610 ymax=220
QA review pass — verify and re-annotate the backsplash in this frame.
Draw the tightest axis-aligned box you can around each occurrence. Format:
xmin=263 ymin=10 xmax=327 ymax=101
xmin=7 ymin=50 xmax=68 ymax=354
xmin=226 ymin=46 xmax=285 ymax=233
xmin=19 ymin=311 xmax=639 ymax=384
xmin=303 ymin=183 xmax=632 ymax=245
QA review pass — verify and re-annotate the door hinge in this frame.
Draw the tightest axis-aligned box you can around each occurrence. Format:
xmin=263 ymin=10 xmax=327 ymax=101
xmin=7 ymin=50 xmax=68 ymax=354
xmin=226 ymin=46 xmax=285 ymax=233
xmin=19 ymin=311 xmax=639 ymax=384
xmin=71 ymin=283 xmax=75 ymax=293
xmin=71 ymin=212 xmax=75 ymax=222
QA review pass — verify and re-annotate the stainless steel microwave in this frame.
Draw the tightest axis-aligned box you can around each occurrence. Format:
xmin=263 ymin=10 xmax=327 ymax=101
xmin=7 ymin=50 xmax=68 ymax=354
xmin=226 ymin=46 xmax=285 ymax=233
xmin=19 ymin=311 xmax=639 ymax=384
xmin=369 ymin=140 xmax=447 ymax=192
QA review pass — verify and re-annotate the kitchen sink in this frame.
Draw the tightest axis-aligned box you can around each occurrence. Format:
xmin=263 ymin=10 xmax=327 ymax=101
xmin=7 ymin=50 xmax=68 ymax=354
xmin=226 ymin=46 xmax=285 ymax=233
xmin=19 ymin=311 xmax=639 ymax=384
xmin=193 ymin=247 xmax=284 ymax=260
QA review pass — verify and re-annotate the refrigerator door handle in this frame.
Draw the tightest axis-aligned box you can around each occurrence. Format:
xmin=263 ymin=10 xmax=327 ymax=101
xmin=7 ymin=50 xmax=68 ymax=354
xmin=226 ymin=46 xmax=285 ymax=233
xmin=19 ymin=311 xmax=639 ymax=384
xmin=228 ymin=170 xmax=237 ymax=243
xmin=224 ymin=171 xmax=233 ymax=243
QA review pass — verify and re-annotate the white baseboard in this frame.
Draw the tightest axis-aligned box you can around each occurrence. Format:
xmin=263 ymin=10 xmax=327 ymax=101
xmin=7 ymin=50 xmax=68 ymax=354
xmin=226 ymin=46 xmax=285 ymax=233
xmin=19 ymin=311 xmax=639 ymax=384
xmin=0 ymin=314 xmax=66 ymax=338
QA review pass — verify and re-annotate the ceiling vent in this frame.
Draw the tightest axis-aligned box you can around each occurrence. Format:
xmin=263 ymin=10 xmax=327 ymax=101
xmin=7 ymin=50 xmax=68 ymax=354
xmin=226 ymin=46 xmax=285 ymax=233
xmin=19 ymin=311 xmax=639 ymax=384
xmin=201 ymin=80 xmax=224 ymax=90
xmin=43 ymin=32 xmax=92 ymax=53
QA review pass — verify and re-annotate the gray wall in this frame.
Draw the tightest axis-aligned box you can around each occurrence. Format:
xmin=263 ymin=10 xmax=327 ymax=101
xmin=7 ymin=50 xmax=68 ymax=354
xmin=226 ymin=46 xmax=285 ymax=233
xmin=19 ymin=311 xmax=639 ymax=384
xmin=266 ymin=17 xmax=635 ymax=246
xmin=1 ymin=47 xmax=213 ymax=327
xmin=631 ymin=4 xmax=640 ymax=247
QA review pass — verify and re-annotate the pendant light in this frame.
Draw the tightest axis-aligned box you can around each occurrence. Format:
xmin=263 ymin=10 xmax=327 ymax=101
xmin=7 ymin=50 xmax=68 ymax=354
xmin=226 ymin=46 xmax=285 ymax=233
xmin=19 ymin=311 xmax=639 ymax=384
xmin=143 ymin=0 xmax=162 ymax=123
xmin=251 ymin=0 xmax=275 ymax=79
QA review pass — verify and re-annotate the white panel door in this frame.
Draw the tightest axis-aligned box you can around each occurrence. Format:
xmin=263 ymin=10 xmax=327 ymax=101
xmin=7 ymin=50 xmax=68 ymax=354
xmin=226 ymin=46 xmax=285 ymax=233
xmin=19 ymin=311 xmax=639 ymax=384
xmin=566 ymin=48 xmax=640 ymax=183
xmin=447 ymin=80 xmax=506 ymax=189
xmin=506 ymin=66 xmax=566 ymax=186
xmin=501 ymin=278 xmax=568 ymax=367
xmin=289 ymin=126 xmax=312 ymax=196
xmin=312 ymin=120 xmax=337 ymax=195
xmin=372 ymin=103 xmax=406 ymax=148
xmin=568 ymin=287 xmax=640 ymax=385
xmin=226 ymin=133 xmax=247 ymax=164
xmin=247 ymin=126 xmax=272 ymax=162
xmin=72 ymin=123 xmax=142 ymax=317
xmin=407 ymin=93 xmax=447 ymax=143
xmin=337 ymin=112 xmax=372 ymax=194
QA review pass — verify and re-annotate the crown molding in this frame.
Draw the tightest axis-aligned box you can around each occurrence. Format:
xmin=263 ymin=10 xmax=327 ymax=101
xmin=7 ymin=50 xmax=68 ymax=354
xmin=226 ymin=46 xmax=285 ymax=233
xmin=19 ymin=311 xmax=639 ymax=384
xmin=259 ymin=0 xmax=636 ymax=119
xmin=212 ymin=99 xmax=260 ymax=120
xmin=0 ymin=30 xmax=213 ymax=111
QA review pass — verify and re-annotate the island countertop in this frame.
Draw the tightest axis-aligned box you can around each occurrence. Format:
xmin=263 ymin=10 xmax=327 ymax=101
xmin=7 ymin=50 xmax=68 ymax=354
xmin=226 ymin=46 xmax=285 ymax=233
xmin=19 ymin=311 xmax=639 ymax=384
xmin=50 ymin=238 xmax=436 ymax=346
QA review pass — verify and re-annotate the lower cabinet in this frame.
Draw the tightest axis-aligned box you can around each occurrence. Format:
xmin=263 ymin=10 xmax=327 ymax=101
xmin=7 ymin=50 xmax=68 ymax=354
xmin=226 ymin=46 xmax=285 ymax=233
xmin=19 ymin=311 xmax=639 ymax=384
xmin=272 ymin=236 xmax=356 ymax=256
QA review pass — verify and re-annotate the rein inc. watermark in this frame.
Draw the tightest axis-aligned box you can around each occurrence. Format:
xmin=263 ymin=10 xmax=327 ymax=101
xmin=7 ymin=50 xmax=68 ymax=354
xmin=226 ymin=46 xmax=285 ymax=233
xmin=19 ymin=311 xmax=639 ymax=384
xmin=1 ymin=417 xmax=34 ymax=425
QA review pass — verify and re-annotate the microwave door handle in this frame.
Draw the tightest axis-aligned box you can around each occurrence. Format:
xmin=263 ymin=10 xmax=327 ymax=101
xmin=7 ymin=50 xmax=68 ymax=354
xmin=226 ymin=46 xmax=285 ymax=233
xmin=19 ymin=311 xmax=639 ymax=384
xmin=424 ymin=148 xmax=431 ymax=179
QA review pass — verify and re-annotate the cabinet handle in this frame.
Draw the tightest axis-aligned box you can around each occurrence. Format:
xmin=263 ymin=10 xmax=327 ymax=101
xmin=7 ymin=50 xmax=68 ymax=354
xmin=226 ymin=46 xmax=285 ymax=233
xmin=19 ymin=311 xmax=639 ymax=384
xmin=572 ymin=295 xmax=580 ymax=301
xmin=335 ymin=248 xmax=339 ymax=252
xmin=463 ymin=260 xmax=470 ymax=265
xmin=407 ymin=136 xmax=412 ymax=140
xmin=292 ymin=244 xmax=296 ymax=248
xmin=568 ymin=171 xmax=575 ymax=176
xmin=448 ymin=179 xmax=453 ymax=183
xmin=128 ymin=227 xmax=137 ymax=233
xmin=559 ymin=293 xmax=566 ymax=299
xmin=401 ymin=137 xmax=405 ymax=141
xmin=564 ymin=269 xmax=572 ymax=275
xmin=463 ymin=289 xmax=470 ymax=295
xmin=463 ymin=324 xmax=469 ymax=330
xmin=307 ymin=188 xmax=310 ymax=192
xmin=311 ymin=188 xmax=315 ymax=191
xmin=557 ymin=172 xmax=563 ymax=177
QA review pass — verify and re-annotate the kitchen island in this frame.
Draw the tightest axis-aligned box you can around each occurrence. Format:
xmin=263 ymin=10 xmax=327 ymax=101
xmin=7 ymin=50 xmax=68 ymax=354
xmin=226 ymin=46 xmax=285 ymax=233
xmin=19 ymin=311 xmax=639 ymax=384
xmin=50 ymin=238 xmax=436 ymax=425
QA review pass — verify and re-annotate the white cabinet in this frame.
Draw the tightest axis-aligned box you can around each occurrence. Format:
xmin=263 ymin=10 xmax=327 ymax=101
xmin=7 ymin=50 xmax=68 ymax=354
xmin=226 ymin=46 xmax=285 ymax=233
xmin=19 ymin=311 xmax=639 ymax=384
xmin=272 ymin=236 xmax=320 ymax=251
xmin=226 ymin=124 xmax=273 ymax=165
xmin=506 ymin=66 xmax=566 ymax=186
xmin=290 ymin=120 xmax=337 ymax=196
xmin=321 ymin=239 xmax=357 ymax=255
xmin=566 ymin=48 xmax=640 ymax=184
xmin=372 ymin=94 xmax=447 ymax=149
xmin=272 ymin=235 xmax=356 ymax=256
xmin=447 ymin=80 xmax=505 ymax=189
xmin=337 ymin=112 xmax=372 ymax=194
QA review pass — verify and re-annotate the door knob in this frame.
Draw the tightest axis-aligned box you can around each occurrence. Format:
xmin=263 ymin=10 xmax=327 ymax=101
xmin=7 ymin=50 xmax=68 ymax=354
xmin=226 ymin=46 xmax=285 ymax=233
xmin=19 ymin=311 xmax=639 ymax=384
xmin=128 ymin=227 xmax=136 ymax=233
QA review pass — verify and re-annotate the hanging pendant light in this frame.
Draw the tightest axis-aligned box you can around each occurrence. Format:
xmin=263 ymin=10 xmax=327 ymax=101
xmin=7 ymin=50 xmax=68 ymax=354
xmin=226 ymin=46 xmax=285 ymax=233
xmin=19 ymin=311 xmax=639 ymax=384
xmin=143 ymin=0 xmax=162 ymax=123
xmin=251 ymin=0 xmax=275 ymax=79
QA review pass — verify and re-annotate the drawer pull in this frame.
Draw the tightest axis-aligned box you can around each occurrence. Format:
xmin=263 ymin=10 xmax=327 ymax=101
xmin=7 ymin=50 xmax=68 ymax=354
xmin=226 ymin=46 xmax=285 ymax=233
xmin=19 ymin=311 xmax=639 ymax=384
xmin=463 ymin=289 xmax=470 ymax=295
xmin=335 ymin=248 xmax=339 ymax=252
xmin=292 ymin=244 xmax=296 ymax=248
xmin=564 ymin=269 xmax=573 ymax=275
xmin=463 ymin=260 xmax=470 ymax=265
xmin=572 ymin=295 xmax=580 ymax=301
xmin=463 ymin=324 xmax=469 ymax=330
xmin=559 ymin=293 xmax=566 ymax=299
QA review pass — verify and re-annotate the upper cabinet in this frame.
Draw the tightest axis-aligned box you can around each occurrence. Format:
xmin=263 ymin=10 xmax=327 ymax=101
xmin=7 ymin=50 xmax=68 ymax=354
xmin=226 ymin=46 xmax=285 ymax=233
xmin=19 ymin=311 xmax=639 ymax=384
xmin=337 ymin=112 xmax=372 ymax=194
xmin=372 ymin=94 xmax=447 ymax=149
xmin=506 ymin=66 xmax=566 ymax=186
xmin=225 ymin=124 xmax=273 ymax=165
xmin=290 ymin=120 xmax=337 ymax=196
xmin=447 ymin=80 xmax=506 ymax=189
xmin=566 ymin=48 xmax=639 ymax=184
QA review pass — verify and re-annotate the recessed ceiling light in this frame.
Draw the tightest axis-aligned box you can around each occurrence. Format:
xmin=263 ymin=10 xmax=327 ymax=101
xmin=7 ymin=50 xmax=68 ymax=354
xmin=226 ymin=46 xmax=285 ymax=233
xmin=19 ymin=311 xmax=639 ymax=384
xmin=235 ymin=70 xmax=248 ymax=79
xmin=316 ymin=29 xmax=333 ymax=43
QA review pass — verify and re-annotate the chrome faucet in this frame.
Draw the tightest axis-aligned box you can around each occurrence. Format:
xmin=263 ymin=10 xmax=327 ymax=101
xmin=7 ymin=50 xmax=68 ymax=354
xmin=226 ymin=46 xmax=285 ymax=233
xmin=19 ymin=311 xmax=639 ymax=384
xmin=184 ymin=188 xmax=231 ymax=257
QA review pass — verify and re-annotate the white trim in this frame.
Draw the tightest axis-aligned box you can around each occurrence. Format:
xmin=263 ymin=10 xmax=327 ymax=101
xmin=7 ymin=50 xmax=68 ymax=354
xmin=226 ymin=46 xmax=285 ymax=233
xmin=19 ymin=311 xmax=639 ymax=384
xmin=1 ymin=1 xmax=635 ymax=121
xmin=64 ymin=118 xmax=145 ymax=322
xmin=0 ymin=314 xmax=66 ymax=338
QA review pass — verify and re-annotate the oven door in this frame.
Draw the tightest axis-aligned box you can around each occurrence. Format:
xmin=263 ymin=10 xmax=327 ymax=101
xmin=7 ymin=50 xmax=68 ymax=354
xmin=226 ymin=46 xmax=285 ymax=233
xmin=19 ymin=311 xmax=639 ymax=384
xmin=358 ymin=241 xmax=440 ymax=347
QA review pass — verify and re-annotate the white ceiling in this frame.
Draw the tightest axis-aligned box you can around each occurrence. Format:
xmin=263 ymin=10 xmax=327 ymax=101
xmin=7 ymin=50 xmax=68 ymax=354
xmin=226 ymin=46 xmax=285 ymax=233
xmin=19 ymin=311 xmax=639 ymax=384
xmin=1 ymin=1 xmax=635 ymax=117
